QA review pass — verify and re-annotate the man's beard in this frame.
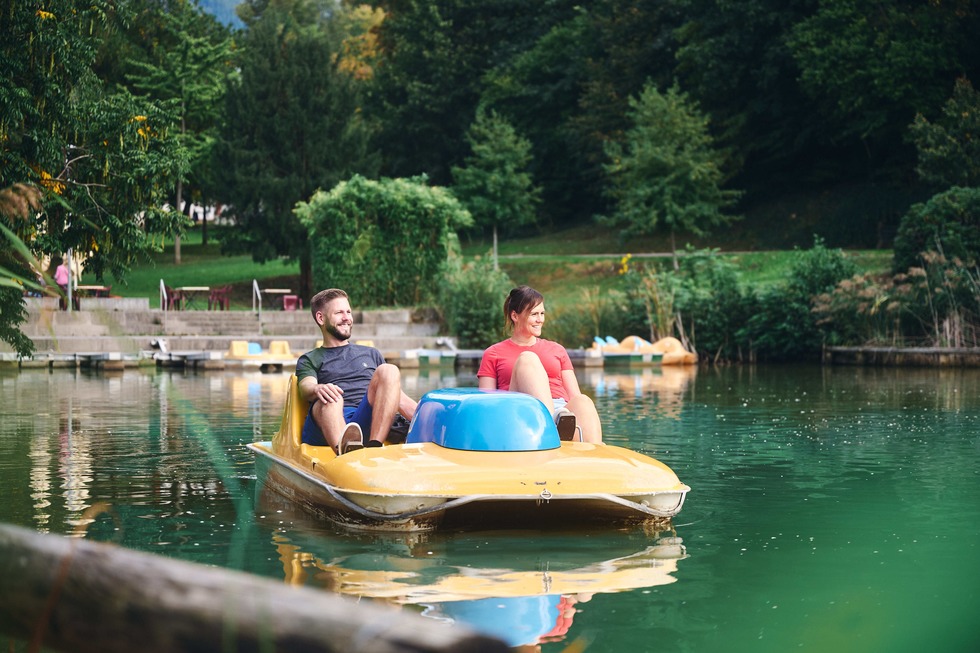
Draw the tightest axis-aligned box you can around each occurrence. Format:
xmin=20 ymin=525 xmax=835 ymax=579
xmin=325 ymin=322 xmax=351 ymax=342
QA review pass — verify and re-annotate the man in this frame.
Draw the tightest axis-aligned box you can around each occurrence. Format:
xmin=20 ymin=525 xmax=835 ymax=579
xmin=296 ymin=288 xmax=417 ymax=454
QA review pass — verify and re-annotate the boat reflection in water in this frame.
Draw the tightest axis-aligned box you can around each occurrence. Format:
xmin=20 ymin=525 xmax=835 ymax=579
xmin=257 ymin=491 xmax=688 ymax=648
xmin=586 ymin=366 xmax=698 ymax=420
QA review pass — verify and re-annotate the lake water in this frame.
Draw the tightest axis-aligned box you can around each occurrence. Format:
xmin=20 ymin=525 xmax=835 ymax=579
xmin=1 ymin=364 xmax=978 ymax=652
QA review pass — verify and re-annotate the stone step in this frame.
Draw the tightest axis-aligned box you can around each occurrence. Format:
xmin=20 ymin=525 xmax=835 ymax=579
xmin=24 ymin=334 xmax=448 ymax=356
xmin=11 ymin=302 xmax=451 ymax=356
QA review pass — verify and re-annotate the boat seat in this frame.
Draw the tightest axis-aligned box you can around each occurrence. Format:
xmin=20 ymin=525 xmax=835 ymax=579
xmin=407 ymin=388 xmax=560 ymax=452
xmin=269 ymin=340 xmax=292 ymax=357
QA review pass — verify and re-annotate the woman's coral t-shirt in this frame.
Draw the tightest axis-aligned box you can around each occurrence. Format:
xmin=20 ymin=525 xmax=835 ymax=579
xmin=477 ymin=338 xmax=573 ymax=401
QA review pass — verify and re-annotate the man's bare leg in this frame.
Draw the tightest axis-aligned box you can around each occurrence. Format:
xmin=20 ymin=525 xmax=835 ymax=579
xmin=366 ymin=363 xmax=401 ymax=443
xmin=311 ymin=398 xmax=347 ymax=451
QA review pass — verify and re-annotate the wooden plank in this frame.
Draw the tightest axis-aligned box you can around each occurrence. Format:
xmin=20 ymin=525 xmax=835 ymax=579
xmin=0 ymin=524 xmax=507 ymax=653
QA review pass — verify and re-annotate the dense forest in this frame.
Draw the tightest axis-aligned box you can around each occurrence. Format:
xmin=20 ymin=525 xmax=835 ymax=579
xmin=4 ymin=0 xmax=980 ymax=357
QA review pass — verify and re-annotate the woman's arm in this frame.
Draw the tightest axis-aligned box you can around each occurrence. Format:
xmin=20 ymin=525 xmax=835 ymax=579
xmin=560 ymin=368 xmax=583 ymax=398
xmin=477 ymin=376 xmax=498 ymax=391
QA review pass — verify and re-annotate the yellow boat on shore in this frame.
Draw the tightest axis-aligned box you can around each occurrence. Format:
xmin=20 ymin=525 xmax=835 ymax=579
xmin=248 ymin=376 xmax=690 ymax=532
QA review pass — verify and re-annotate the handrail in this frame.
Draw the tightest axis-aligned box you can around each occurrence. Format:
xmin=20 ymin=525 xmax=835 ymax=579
xmin=159 ymin=279 xmax=168 ymax=311
xmin=252 ymin=279 xmax=262 ymax=316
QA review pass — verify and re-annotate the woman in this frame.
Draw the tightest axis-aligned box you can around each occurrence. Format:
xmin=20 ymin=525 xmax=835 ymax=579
xmin=477 ymin=286 xmax=603 ymax=443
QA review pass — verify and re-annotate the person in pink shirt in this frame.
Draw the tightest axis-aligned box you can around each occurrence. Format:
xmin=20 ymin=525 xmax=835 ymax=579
xmin=477 ymin=285 xmax=603 ymax=443
xmin=53 ymin=257 xmax=71 ymax=309
xmin=54 ymin=259 xmax=70 ymax=290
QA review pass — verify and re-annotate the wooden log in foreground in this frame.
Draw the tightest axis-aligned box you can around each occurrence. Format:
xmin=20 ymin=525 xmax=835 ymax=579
xmin=0 ymin=524 xmax=508 ymax=653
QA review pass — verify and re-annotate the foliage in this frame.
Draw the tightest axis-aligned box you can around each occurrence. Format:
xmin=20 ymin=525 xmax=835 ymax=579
xmin=787 ymin=236 xmax=858 ymax=297
xmin=813 ymin=272 xmax=897 ymax=346
xmin=217 ymin=0 xmax=377 ymax=298
xmin=614 ymin=241 xmax=856 ymax=362
xmin=1 ymin=1 xmax=186 ymax=279
xmin=295 ymin=175 xmax=473 ymax=306
xmin=670 ymin=249 xmax=749 ymax=361
xmin=620 ymin=265 xmax=680 ymax=343
xmin=787 ymin=0 xmax=969 ymax=166
xmin=437 ymin=253 xmax=513 ymax=349
xmin=370 ymin=0 xmax=576 ymax=187
xmin=740 ymin=240 xmax=854 ymax=360
xmin=123 ymin=0 xmax=234 ymax=257
xmin=0 ymin=191 xmax=45 ymax=357
xmin=451 ymin=110 xmax=540 ymax=267
xmin=673 ymin=1 xmax=816 ymax=188
xmin=481 ymin=10 xmax=600 ymax=223
xmin=1 ymin=0 xmax=186 ymax=353
xmin=815 ymin=253 xmax=980 ymax=348
xmin=602 ymin=83 xmax=741 ymax=264
xmin=892 ymin=187 xmax=980 ymax=273
xmin=908 ymin=77 xmax=980 ymax=190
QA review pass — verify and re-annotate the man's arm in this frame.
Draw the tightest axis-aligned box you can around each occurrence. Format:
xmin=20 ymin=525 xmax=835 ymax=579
xmin=299 ymin=375 xmax=345 ymax=405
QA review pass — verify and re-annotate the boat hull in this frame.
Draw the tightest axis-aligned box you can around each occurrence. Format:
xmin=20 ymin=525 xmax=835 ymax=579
xmin=248 ymin=377 xmax=690 ymax=532
xmin=250 ymin=439 xmax=687 ymax=532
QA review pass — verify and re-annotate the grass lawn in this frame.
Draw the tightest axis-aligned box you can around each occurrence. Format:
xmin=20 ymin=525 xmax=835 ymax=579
xmin=82 ymin=224 xmax=893 ymax=310
xmin=495 ymin=248 xmax=892 ymax=312
xmin=81 ymin=227 xmax=299 ymax=306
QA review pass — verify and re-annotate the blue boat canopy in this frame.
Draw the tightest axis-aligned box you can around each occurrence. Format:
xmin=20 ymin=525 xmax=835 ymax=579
xmin=406 ymin=388 xmax=560 ymax=452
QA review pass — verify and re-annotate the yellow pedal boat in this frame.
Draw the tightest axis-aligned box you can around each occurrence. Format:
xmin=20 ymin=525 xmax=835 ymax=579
xmin=247 ymin=376 xmax=690 ymax=532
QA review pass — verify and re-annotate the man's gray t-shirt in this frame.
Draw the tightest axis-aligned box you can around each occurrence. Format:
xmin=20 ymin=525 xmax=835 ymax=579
xmin=295 ymin=344 xmax=384 ymax=409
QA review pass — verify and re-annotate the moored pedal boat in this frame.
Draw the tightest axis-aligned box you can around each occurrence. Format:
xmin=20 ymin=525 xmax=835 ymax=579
xmin=248 ymin=376 xmax=690 ymax=532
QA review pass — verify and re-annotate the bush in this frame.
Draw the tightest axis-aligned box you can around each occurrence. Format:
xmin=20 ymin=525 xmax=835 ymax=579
xmin=672 ymin=249 xmax=749 ymax=361
xmin=893 ymin=187 xmax=980 ymax=273
xmin=295 ymin=175 xmax=473 ymax=306
xmin=788 ymin=237 xmax=857 ymax=297
xmin=741 ymin=239 xmax=857 ymax=361
xmin=813 ymin=273 xmax=899 ymax=346
xmin=437 ymin=254 xmax=513 ymax=349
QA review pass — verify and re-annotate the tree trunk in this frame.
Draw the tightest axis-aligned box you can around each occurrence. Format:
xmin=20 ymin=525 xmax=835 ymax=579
xmin=174 ymin=178 xmax=184 ymax=265
xmin=0 ymin=523 xmax=507 ymax=653
xmin=670 ymin=231 xmax=679 ymax=271
xmin=492 ymin=224 xmax=499 ymax=271
xmin=201 ymin=202 xmax=209 ymax=246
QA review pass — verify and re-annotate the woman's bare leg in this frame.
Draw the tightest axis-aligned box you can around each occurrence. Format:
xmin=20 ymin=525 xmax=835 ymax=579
xmin=509 ymin=351 xmax=553 ymax=408
xmin=566 ymin=394 xmax=603 ymax=443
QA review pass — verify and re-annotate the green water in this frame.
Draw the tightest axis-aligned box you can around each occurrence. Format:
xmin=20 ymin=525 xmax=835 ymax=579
xmin=1 ymin=365 xmax=978 ymax=652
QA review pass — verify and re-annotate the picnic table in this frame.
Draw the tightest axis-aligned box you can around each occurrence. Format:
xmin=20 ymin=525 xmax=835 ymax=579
xmin=262 ymin=288 xmax=295 ymax=310
xmin=75 ymin=284 xmax=111 ymax=298
xmin=176 ymin=286 xmax=210 ymax=310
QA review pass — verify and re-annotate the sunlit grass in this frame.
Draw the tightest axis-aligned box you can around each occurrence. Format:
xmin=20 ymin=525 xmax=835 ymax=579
xmin=84 ymin=223 xmax=893 ymax=307
xmin=82 ymin=226 xmax=299 ymax=300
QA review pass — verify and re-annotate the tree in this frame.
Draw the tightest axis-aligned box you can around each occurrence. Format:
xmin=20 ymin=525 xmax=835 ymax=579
xmin=673 ymin=0 xmax=820 ymax=192
xmin=451 ymin=111 xmax=540 ymax=270
xmin=217 ymin=0 xmax=378 ymax=300
xmin=603 ymin=83 xmax=740 ymax=268
xmin=909 ymin=77 xmax=980 ymax=191
xmin=124 ymin=0 xmax=234 ymax=261
xmin=369 ymin=0 xmax=572 ymax=185
xmin=1 ymin=0 xmax=185 ymax=355
xmin=787 ymin=0 xmax=976 ymax=182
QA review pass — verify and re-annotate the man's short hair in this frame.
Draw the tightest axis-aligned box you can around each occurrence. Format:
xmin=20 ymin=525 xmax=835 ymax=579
xmin=310 ymin=288 xmax=348 ymax=320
